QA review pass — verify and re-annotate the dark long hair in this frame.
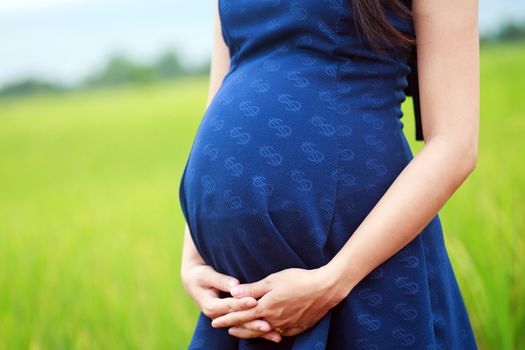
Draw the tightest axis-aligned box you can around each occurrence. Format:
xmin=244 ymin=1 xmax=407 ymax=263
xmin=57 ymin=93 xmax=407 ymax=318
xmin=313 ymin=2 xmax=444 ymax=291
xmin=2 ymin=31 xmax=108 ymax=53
xmin=351 ymin=0 xmax=415 ymax=53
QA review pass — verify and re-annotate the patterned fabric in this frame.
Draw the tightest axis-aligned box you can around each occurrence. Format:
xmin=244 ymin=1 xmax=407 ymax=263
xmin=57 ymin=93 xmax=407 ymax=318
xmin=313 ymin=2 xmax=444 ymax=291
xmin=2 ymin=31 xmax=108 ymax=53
xmin=178 ymin=0 xmax=478 ymax=348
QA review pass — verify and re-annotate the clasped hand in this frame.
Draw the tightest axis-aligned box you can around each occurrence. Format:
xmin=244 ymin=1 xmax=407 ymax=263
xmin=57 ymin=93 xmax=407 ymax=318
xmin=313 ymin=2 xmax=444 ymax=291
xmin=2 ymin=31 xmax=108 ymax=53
xmin=181 ymin=262 xmax=350 ymax=343
xmin=210 ymin=266 xmax=349 ymax=342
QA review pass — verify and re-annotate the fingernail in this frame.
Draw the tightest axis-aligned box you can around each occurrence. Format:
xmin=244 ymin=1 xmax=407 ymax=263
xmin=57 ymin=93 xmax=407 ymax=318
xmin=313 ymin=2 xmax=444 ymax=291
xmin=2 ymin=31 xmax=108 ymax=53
xmin=258 ymin=324 xmax=270 ymax=331
xmin=245 ymin=299 xmax=256 ymax=306
xmin=228 ymin=280 xmax=237 ymax=287
xmin=272 ymin=335 xmax=281 ymax=343
xmin=230 ymin=286 xmax=242 ymax=296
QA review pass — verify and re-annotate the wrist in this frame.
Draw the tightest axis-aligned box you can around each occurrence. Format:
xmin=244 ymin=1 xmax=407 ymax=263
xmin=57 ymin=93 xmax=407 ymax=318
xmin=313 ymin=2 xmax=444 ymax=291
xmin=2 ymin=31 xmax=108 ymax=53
xmin=318 ymin=259 xmax=358 ymax=300
xmin=180 ymin=260 xmax=207 ymax=288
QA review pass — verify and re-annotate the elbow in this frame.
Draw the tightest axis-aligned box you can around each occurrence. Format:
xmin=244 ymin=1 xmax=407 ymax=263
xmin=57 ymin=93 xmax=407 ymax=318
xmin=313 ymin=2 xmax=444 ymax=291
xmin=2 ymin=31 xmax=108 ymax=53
xmin=464 ymin=150 xmax=477 ymax=176
xmin=459 ymin=138 xmax=478 ymax=176
xmin=430 ymin=133 xmax=478 ymax=176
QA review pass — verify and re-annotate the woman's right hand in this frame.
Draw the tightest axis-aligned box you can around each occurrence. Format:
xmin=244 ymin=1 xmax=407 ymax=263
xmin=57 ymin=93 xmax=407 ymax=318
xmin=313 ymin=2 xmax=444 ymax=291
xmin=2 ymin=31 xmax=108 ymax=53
xmin=181 ymin=263 xmax=283 ymax=343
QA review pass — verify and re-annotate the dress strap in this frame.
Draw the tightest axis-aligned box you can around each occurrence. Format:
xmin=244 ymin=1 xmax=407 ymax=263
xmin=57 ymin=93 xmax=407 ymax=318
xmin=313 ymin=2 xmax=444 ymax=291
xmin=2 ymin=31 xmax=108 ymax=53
xmin=404 ymin=45 xmax=424 ymax=141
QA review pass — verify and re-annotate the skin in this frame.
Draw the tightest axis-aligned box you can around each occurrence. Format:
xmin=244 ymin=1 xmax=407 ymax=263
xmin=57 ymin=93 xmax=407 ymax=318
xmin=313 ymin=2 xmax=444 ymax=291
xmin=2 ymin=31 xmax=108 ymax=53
xmin=179 ymin=0 xmax=283 ymax=343
xmin=181 ymin=0 xmax=480 ymax=343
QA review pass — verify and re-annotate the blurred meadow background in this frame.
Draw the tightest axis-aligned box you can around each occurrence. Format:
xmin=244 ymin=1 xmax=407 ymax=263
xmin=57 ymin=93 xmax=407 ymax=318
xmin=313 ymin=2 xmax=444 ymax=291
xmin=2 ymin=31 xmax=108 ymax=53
xmin=1 ymin=0 xmax=524 ymax=349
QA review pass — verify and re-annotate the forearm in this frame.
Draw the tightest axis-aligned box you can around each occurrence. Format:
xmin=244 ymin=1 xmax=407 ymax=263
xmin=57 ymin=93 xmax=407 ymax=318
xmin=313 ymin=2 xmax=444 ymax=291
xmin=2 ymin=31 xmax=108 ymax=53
xmin=321 ymin=136 xmax=477 ymax=295
xmin=180 ymin=225 xmax=206 ymax=282
xmin=180 ymin=2 xmax=230 ymax=281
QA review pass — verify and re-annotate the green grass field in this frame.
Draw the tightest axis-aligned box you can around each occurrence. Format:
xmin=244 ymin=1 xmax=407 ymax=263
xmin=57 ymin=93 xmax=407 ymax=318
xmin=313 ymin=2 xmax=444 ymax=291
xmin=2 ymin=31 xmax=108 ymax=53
xmin=1 ymin=43 xmax=524 ymax=349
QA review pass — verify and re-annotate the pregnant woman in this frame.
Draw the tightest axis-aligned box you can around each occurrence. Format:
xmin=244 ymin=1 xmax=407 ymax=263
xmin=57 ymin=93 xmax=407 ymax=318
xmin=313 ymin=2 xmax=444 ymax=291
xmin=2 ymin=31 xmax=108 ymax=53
xmin=179 ymin=0 xmax=479 ymax=348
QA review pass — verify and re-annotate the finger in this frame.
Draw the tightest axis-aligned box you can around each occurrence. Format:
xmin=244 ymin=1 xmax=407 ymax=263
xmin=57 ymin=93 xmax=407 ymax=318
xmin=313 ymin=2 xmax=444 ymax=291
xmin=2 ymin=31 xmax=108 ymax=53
xmin=282 ymin=326 xmax=307 ymax=337
xmin=230 ymin=278 xmax=272 ymax=299
xmin=259 ymin=331 xmax=282 ymax=343
xmin=201 ymin=296 xmax=257 ymax=319
xmin=227 ymin=326 xmax=264 ymax=339
xmin=211 ymin=306 xmax=262 ymax=328
xmin=205 ymin=269 xmax=240 ymax=293
xmin=228 ymin=327 xmax=282 ymax=343
xmin=238 ymin=319 xmax=272 ymax=333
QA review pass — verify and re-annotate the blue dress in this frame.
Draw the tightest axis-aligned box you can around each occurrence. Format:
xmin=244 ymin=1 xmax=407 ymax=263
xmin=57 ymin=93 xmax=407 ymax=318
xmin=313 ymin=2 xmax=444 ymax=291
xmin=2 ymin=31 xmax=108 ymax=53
xmin=178 ymin=0 xmax=478 ymax=348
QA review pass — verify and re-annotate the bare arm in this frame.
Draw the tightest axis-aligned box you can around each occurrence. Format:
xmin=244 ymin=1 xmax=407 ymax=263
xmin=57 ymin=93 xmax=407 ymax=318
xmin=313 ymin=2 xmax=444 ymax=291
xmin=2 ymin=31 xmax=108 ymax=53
xmin=321 ymin=0 xmax=480 ymax=295
xmin=180 ymin=0 xmax=231 ymax=277
xmin=178 ymin=4 xmax=283 ymax=342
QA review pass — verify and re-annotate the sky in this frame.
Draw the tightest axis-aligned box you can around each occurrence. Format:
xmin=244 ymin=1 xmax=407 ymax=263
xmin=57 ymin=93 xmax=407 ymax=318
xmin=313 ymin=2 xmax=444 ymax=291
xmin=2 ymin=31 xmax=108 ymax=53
xmin=0 ymin=0 xmax=524 ymax=87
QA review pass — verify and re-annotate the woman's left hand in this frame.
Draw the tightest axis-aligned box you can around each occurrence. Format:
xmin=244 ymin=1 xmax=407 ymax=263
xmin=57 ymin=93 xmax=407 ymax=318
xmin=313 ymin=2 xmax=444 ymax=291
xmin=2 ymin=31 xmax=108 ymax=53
xmin=210 ymin=266 xmax=351 ymax=338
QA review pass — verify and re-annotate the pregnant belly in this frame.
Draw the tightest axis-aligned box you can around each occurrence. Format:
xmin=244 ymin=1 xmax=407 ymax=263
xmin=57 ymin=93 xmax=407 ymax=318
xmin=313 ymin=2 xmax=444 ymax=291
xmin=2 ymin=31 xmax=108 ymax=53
xmin=178 ymin=58 xmax=413 ymax=283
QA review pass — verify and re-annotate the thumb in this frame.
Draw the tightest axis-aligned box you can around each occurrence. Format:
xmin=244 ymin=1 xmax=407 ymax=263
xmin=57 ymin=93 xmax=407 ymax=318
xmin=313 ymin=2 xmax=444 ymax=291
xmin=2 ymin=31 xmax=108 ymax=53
xmin=207 ymin=270 xmax=240 ymax=293
xmin=230 ymin=278 xmax=272 ymax=299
